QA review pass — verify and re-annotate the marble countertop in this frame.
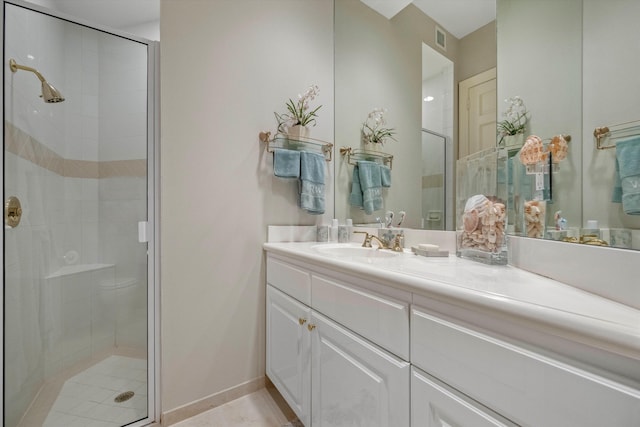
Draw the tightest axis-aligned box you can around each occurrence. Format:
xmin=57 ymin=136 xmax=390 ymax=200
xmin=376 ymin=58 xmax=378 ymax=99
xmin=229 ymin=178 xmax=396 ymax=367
xmin=263 ymin=242 xmax=640 ymax=361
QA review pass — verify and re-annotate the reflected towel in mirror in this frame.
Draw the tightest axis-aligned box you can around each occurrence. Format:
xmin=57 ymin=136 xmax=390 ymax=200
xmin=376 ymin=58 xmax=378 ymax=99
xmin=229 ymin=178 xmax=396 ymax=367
xmin=299 ymin=151 xmax=325 ymax=214
xmin=350 ymin=160 xmax=383 ymax=214
xmin=614 ymin=135 xmax=640 ymax=215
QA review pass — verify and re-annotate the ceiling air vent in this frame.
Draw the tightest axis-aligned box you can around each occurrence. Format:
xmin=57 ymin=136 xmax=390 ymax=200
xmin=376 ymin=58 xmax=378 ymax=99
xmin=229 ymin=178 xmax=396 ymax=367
xmin=435 ymin=26 xmax=446 ymax=51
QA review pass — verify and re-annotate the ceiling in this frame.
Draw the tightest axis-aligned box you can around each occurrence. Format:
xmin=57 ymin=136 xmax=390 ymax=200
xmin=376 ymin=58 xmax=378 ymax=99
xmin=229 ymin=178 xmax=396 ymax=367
xmin=29 ymin=1 xmax=494 ymax=39
xmin=363 ymin=0 xmax=496 ymax=39
xmin=27 ymin=0 xmax=160 ymax=29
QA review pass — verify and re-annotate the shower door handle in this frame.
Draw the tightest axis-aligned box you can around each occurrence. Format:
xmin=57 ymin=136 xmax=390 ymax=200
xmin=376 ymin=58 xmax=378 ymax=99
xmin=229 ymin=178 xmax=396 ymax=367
xmin=5 ymin=196 xmax=23 ymax=228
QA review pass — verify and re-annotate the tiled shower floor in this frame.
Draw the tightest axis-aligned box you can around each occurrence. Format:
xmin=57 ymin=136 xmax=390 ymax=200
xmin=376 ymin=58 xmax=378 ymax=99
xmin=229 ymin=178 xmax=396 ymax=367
xmin=19 ymin=355 xmax=147 ymax=427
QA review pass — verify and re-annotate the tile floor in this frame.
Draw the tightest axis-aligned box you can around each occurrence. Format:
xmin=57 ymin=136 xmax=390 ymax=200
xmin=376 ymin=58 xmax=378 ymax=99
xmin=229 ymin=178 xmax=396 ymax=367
xmin=18 ymin=354 xmax=148 ymax=427
xmin=43 ymin=355 xmax=148 ymax=427
xmin=173 ymin=387 xmax=301 ymax=427
xmin=20 ymin=352 xmax=297 ymax=427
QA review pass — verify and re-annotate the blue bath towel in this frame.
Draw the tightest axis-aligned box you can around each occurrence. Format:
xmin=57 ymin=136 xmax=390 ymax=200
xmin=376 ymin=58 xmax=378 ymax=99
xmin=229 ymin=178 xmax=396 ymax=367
xmin=615 ymin=136 xmax=640 ymax=215
xmin=349 ymin=165 xmax=364 ymax=208
xmin=381 ymin=164 xmax=391 ymax=188
xmin=299 ymin=151 xmax=325 ymax=214
xmin=357 ymin=161 xmax=383 ymax=214
xmin=273 ymin=148 xmax=300 ymax=178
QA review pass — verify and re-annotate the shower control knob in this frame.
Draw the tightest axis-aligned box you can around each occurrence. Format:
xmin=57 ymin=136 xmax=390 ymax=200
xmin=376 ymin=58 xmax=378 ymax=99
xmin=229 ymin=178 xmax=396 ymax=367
xmin=5 ymin=196 xmax=22 ymax=228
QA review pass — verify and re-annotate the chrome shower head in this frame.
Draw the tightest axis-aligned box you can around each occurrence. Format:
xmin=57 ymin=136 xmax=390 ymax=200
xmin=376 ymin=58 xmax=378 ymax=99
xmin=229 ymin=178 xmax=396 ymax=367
xmin=9 ymin=58 xmax=65 ymax=103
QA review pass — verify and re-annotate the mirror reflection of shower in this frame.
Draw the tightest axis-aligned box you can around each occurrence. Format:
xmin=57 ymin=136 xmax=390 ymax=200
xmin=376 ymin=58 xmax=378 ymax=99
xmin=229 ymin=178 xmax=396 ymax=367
xmin=9 ymin=58 xmax=65 ymax=103
xmin=422 ymin=43 xmax=454 ymax=230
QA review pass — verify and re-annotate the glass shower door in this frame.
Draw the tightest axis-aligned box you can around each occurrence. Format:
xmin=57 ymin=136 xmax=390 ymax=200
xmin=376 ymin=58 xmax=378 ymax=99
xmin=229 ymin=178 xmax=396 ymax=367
xmin=3 ymin=2 xmax=156 ymax=426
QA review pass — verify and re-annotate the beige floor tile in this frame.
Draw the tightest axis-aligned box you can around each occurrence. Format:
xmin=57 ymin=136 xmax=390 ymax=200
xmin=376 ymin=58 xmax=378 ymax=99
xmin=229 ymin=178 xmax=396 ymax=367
xmin=173 ymin=388 xmax=299 ymax=427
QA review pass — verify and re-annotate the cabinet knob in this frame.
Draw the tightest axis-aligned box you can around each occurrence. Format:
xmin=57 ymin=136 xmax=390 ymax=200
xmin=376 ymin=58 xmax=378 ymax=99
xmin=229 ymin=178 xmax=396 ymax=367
xmin=298 ymin=318 xmax=307 ymax=326
xmin=307 ymin=324 xmax=316 ymax=332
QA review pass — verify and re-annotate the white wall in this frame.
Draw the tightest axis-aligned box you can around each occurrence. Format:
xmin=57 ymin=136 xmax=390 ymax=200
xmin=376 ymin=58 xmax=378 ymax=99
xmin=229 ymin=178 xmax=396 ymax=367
xmin=160 ymin=0 xmax=334 ymax=413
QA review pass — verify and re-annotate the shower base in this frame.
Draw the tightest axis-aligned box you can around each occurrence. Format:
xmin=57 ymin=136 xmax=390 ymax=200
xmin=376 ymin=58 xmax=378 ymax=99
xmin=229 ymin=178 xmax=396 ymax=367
xmin=18 ymin=353 xmax=147 ymax=427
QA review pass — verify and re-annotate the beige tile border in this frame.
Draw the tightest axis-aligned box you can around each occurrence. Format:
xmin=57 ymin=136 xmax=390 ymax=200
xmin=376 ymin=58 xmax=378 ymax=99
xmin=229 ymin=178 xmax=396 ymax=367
xmin=161 ymin=376 xmax=267 ymax=426
xmin=5 ymin=121 xmax=146 ymax=178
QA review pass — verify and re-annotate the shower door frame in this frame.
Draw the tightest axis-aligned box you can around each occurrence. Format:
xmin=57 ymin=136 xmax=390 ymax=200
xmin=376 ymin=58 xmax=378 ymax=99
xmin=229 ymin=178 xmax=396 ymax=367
xmin=0 ymin=0 xmax=161 ymax=424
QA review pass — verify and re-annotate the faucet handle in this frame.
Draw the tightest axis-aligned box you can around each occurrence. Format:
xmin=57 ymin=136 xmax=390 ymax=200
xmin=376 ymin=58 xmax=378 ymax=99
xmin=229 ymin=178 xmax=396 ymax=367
xmin=391 ymin=235 xmax=404 ymax=252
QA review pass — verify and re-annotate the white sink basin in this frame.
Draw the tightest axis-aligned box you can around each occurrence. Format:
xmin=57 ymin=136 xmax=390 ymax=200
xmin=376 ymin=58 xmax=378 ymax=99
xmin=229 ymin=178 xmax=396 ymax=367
xmin=312 ymin=243 xmax=400 ymax=259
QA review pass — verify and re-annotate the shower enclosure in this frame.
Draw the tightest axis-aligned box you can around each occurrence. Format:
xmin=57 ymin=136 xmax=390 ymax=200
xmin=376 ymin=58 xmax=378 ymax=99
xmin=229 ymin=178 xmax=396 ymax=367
xmin=2 ymin=1 xmax=158 ymax=426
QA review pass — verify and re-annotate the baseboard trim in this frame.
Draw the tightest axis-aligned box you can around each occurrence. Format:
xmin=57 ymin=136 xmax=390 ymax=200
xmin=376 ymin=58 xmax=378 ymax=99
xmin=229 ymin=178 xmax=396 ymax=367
xmin=161 ymin=376 xmax=266 ymax=426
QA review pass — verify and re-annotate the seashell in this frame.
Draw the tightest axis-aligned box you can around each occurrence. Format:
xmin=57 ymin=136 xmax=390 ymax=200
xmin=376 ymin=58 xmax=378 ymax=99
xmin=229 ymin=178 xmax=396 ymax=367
xmin=547 ymin=135 xmax=569 ymax=163
xmin=488 ymin=213 xmax=496 ymax=226
xmin=463 ymin=209 xmax=479 ymax=233
xmin=519 ymin=135 xmax=547 ymax=165
xmin=487 ymin=229 xmax=497 ymax=244
xmin=464 ymin=194 xmax=489 ymax=212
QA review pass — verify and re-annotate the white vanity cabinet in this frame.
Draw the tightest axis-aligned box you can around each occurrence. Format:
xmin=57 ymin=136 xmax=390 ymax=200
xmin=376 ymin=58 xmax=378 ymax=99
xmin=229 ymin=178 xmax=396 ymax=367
xmin=266 ymin=255 xmax=411 ymax=427
xmin=411 ymin=367 xmax=517 ymax=427
xmin=265 ymin=245 xmax=640 ymax=427
xmin=310 ymin=310 xmax=409 ymax=427
xmin=266 ymin=284 xmax=312 ymax=425
xmin=411 ymin=301 xmax=640 ymax=427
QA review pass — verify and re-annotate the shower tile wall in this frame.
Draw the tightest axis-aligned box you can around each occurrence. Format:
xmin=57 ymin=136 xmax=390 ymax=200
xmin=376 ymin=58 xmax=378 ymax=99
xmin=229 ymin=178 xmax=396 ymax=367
xmin=4 ymin=5 xmax=147 ymax=425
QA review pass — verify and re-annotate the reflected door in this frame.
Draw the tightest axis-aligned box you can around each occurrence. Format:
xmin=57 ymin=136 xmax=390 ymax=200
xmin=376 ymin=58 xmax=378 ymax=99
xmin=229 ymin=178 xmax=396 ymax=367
xmin=459 ymin=68 xmax=497 ymax=158
xmin=3 ymin=2 xmax=156 ymax=426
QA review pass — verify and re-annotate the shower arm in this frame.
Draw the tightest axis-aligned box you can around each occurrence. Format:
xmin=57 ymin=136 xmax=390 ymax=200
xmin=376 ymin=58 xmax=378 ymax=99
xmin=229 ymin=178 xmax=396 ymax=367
xmin=9 ymin=59 xmax=47 ymax=83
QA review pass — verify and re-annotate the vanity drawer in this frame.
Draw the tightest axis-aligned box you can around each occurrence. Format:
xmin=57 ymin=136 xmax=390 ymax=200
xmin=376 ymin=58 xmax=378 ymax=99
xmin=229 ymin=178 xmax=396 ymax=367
xmin=411 ymin=305 xmax=640 ymax=427
xmin=312 ymin=274 xmax=409 ymax=360
xmin=266 ymin=256 xmax=311 ymax=305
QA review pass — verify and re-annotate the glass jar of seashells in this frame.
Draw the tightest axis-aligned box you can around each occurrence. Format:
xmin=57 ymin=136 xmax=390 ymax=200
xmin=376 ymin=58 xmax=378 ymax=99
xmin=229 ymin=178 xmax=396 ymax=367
xmin=457 ymin=194 xmax=508 ymax=264
xmin=456 ymin=147 xmax=508 ymax=265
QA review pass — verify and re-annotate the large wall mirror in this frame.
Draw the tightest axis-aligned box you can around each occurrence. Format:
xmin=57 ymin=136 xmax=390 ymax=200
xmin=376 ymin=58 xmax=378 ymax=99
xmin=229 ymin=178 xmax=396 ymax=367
xmin=498 ymin=0 xmax=640 ymax=251
xmin=335 ymin=0 xmax=640 ymax=252
xmin=334 ymin=0 xmax=496 ymax=231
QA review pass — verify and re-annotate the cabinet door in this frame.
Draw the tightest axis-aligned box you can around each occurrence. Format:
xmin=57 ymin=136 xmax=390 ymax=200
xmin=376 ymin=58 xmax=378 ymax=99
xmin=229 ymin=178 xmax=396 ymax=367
xmin=411 ymin=367 xmax=517 ymax=427
xmin=311 ymin=311 xmax=410 ymax=427
xmin=266 ymin=285 xmax=312 ymax=425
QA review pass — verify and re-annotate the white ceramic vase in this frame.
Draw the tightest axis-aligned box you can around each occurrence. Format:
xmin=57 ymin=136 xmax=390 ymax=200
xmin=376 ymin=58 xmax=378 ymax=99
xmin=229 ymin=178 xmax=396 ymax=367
xmin=287 ymin=124 xmax=310 ymax=140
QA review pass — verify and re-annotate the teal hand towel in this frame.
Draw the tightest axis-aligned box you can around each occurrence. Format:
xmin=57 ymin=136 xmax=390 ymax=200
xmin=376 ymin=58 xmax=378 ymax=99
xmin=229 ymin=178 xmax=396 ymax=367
xmin=357 ymin=160 xmax=383 ymax=214
xmin=616 ymin=136 xmax=640 ymax=215
xmin=381 ymin=164 xmax=391 ymax=187
xmin=349 ymin=165 xmax=364 ymax=208
xmin=273 ymin=148 xmax=300 ymax=178
xmin=299 ymin=151 xmax=325 ymax=215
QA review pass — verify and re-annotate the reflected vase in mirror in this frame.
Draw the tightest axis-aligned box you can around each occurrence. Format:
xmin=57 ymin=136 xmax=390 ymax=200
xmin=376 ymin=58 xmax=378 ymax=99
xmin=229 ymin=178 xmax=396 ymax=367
xmin=502 ymin=133 xmax=524 ymax=150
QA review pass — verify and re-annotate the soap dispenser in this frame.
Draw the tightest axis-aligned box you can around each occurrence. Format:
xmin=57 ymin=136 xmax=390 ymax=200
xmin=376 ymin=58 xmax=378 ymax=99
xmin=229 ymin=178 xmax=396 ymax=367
xmin=329 ymin=219 xmax=339 ymax=242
